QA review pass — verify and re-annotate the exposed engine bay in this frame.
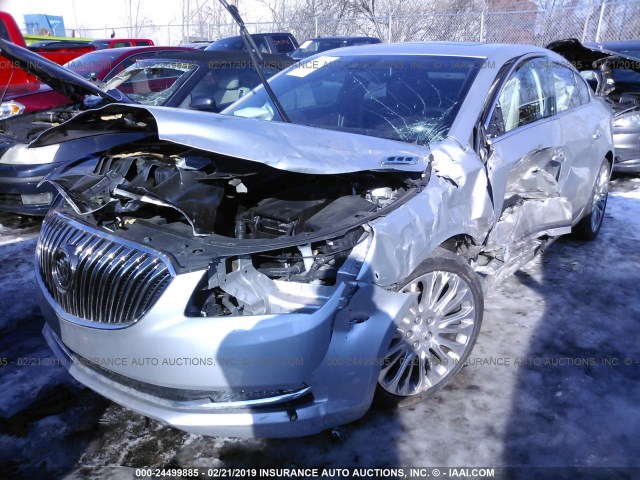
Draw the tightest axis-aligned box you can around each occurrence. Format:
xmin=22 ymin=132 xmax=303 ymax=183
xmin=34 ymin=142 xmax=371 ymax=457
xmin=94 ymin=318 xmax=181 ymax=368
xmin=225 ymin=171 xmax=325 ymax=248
xmin=47 ymin=140 xmax=424 ymax=316
xmin=0 ymin=106 xmax=80 ymax=145
xmin=51 ymin=141 xmax=419 ymax=238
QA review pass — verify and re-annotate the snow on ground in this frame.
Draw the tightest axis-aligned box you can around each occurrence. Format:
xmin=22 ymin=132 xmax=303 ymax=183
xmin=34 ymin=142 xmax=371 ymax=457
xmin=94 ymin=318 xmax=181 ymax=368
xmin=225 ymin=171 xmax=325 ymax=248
xmin=0 ymin=181 xmax=638 ymax=479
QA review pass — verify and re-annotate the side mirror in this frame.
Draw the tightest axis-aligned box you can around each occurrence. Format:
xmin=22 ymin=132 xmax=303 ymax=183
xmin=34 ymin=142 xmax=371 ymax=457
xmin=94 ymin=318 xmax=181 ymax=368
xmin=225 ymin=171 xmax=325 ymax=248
xmin=474 ymin=122 xmax=494 ymax=163
xmin=190 ymin=96 xmax=217 ymax=112
xmin=485 ymin=105 xmax=503 ymax=141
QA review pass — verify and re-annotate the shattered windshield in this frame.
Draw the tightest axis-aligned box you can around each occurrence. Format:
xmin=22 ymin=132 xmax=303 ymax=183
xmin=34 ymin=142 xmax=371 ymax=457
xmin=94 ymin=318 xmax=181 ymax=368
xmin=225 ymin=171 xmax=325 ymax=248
xmin=104 ymin=60 xmax=197 ymax=106
xmin=226 ymin=55 xmax=484 ymax=145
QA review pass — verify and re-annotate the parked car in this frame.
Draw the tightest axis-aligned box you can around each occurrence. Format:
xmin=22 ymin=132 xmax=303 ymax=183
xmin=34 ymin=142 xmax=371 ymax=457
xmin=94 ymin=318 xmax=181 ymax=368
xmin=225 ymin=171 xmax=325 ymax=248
xmin=547 ymin=38 xmax=640 ymax=173
xmin=35 ymin=42 xmax=612 ymax=438
xmin=63 ymin=45 xmax=193 ymax=80
xmin=0 ymin=46 xmax=193 ymax=120
xmin=206 ymin=32 xmax=298 ymax=56
xmin=89 ymin=38 xmax=155 ymax=50
xmin=0 ymin=40 xmax=292 ymax=215
xmin=26 ymin=39 xmax=96 ymax=64
xmin=0 ymin=11 xmax=91 ymax=87
xmin=179 ymin=41 xmax=212 ymax=50
xmin=290 ymin=36 xmax=381 ymax=60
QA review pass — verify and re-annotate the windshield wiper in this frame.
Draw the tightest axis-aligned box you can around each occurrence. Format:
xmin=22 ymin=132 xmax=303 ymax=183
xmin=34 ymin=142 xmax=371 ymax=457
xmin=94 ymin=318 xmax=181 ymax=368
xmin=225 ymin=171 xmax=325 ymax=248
xmin=217 ymin=0 xmax=290 ymax=123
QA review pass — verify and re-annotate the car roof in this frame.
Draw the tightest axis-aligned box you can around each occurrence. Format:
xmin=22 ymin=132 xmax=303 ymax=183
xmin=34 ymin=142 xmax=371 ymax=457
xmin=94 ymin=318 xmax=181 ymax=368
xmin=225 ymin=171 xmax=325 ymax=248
xmin=328 ymin=41 xmax=565 ymax=76
xmin=75 ymin=45 xmax=190 ymax=59
xmin=214 ymin=33 xmax=293 ymax=41
xmin=329 ymin=41 xmax=549 ymax=59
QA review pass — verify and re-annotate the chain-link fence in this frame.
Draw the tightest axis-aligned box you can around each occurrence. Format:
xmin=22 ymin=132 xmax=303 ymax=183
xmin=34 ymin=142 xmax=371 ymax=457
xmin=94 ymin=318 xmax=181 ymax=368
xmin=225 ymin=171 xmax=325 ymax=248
xmin=64 ymin=0 xmax=640 ymax=47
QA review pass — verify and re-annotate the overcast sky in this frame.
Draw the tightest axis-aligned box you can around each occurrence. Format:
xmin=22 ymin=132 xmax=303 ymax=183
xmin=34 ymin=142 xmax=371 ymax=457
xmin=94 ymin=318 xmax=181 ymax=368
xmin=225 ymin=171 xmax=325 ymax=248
xmin=0 ymin=0 xmax=270 ymax=32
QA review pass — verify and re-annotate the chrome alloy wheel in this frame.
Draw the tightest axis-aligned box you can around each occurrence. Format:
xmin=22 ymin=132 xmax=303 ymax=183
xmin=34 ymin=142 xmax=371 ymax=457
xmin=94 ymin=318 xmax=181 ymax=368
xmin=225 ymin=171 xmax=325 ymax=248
xmin=590 ymin=161 xmax=610 ymax=233
xmin=379 ymin=270 xmax=478 ymax=397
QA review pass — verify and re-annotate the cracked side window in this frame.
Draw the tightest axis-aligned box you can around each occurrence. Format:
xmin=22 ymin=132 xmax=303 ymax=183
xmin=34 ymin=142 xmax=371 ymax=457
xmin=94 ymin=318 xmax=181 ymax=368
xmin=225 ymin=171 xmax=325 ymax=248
xmin=574 ymin=72 xmax=591 ymax=104
xmin=491 ymin=58 xmax=554 ymax=133
xmin=552 ymin=63 xmax=580 ymax=113
xmin=105 ymin=60 xmax=197 ymax=106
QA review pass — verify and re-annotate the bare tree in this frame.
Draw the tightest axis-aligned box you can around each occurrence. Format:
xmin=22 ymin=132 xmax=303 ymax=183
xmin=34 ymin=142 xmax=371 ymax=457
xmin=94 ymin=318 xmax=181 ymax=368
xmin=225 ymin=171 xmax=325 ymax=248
xmin=180 ymin=0 xmax=241 ymax=41
xmin=251 ymin=0 xmax=486 ymax=42
xmin=123 ymin=0 xmax=150 ymax=37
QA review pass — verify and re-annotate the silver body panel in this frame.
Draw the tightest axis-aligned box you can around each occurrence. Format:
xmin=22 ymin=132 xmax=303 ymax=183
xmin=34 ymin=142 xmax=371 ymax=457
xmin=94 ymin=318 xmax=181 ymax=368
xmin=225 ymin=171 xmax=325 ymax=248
xmin=35 ymin=41 xmax=614 ymax=437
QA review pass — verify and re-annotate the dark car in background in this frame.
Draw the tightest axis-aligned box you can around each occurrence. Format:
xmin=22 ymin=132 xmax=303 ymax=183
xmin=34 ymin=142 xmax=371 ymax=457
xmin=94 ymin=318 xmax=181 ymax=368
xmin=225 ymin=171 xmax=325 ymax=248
xmin=290 ymin=36 xmax=382 ymax=60
xmin=0 ymin=42 xmax=292 ymax=215
xmin=206 ymin=32 xmax=298 ymax=56
xmin=105 ymin=51 xmax=291 ymax=110
xmin=0 ymin=46 xmax=192 ymax=120
xmin=547 ymin=38 xmax=640 ymax=173
xmin=63 ymin=45 xmax=193 ymax=80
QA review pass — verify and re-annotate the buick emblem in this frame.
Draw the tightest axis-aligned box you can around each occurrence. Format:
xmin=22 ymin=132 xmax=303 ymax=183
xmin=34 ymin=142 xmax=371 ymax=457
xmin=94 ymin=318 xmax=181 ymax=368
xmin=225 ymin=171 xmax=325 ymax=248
xmin=52 ymin=246 xmax=77 ymax=293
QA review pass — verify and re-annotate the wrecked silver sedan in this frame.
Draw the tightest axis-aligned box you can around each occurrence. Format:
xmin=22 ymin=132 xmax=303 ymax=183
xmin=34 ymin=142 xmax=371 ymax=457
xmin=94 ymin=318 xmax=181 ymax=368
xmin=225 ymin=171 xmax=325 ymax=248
xmin=35 ymin=43 xmax=613 ymax=437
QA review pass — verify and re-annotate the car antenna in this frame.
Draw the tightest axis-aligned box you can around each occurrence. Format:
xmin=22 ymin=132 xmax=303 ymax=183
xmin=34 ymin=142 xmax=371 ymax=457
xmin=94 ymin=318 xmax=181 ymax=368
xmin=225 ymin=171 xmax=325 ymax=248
xmin=217 ymin=0 xmax=290 ymax=123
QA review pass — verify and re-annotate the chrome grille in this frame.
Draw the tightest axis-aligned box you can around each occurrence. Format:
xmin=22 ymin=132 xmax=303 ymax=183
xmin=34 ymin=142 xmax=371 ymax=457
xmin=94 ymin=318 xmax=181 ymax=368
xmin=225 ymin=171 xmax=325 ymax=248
xmin=37 ymin=213 xmax=173 ymax=326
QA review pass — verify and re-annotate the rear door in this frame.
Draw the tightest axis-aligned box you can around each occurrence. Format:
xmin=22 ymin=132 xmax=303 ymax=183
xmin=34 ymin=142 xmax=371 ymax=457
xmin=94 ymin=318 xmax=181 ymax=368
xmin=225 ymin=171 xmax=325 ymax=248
xmin=549 ymin=63 xmax=607 ymax=220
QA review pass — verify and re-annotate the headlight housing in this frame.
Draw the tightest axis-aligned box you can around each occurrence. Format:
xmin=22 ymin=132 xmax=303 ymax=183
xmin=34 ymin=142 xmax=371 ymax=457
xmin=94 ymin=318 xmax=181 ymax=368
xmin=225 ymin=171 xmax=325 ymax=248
xmin=185 ymin=227 xmax=372 ymax=318
xmin=0 ymin=143 xmax=60 ymax=165
xmin=614 ymin=112 xmax=640 ymax=128
xmin=0 ymin=101 xmax=25 ymax=120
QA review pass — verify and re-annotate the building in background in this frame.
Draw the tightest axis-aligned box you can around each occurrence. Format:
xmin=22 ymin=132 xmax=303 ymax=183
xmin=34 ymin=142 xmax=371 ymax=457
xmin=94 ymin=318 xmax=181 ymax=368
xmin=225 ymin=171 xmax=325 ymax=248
xmin=23 ymin=13 xmax=66 ymax=36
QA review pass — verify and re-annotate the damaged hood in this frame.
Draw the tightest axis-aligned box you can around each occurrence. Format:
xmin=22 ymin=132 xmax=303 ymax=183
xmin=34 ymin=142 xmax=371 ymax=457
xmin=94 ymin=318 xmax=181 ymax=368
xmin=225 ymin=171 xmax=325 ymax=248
xmin=33 ymin=104 xmax=431 ymax=175
xmin=546 ymin=38 xmax=640 ymax=73
xmin=0 ymin=39 xmax=131 ymax=104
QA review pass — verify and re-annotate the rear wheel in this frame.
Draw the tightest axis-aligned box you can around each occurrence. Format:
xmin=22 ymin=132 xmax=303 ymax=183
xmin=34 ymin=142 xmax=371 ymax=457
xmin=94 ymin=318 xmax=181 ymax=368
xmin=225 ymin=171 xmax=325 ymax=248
xmin=376 ymin=248 xmax=483 ymax=406
xmin=573 ymin=158 xmax=610 ymax=241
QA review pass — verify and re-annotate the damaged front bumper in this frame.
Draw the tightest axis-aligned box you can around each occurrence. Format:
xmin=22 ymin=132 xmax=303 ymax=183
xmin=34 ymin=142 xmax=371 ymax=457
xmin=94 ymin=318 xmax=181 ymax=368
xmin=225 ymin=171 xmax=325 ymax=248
xmin=0 ymin=162 xmax=57 ymax=215
xmin=38 ymin=252 xmax=414 ymax=438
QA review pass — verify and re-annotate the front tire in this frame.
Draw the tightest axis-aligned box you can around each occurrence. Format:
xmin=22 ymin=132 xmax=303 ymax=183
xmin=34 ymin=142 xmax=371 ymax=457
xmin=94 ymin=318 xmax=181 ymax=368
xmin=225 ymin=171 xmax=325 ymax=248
xmin=376 ymin=248 xmax=484 ymax=406
xmin=572 ymin=158 xmax=610 ymax=241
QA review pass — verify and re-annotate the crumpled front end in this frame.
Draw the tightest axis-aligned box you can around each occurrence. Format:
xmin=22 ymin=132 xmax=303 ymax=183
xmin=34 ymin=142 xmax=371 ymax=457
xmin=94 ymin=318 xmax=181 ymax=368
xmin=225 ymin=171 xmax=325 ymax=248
xmin=36 ymin=206 xmax=417 ymax=436
xmin=40 ymin=259 xmax=414 ymax=437
xmin=34 ymin=115 xmax=436 ymax=436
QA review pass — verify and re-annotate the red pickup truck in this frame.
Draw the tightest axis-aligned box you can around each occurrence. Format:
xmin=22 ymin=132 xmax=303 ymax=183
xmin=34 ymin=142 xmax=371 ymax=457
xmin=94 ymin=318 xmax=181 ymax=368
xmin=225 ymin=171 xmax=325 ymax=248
xmin=0 ymin=11 xmax=94 ymax=87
